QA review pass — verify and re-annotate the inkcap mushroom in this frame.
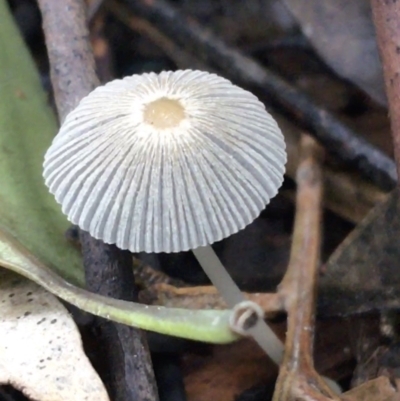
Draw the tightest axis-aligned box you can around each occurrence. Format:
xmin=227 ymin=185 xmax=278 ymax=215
xmin=43 ymin=70 xmax=286 ymax=362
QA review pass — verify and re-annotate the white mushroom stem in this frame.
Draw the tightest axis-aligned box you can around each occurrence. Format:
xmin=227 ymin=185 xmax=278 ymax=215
xmin=192 ymin=245 xmax=284 ymax=364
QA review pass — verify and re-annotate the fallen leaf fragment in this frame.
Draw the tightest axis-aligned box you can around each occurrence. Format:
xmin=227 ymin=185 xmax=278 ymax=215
xmin=282 ymin=0 xmax=386 ymax=106
xmin=319 ymin=189 xmax=400 ymax=317
xmin=343 ymin=376 xmax=400 ymax=401
xmin=183 ymin=340 xmax=278 ymax=401
xmin=0 ymin=269 xmax=110 ymax=401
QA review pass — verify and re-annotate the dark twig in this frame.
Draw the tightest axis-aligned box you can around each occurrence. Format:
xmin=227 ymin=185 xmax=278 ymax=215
xmin=90 ymin=11 xmax=115 ymax=83
xmin=36 ymin=1 xmax=158 ymax=400
xmin=124 ymin=0 xmax=396 ymax=191
xmin=107 ymin=1 xmax=208 ymax=72
xmin=88 ymin=0 xmax=106 ymax=21
xmin=371 ymin=0 xmax=400 ymax=187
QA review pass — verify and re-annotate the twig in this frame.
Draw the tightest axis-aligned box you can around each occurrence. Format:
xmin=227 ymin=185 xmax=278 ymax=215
xmin=278 ymin=117 xmax=388 ymax=223
xmin=139 ymin=283 xmax=283 ymax=316
xmin=273 ymin=135 xmax=337 ymax=400
xmin=90 ymin=11 xmax=115 ymax=83
xmin=107 ymin=1 xmax=208 ymax=72
xmin=36 ymin=1 xmax=158 ymax=400
xmin=371 ymin=0 xmax=400 ymax=186
xmin=88 ymin=0 xmax=106 ymax=21
xmin=123 ymin=0 xmax=396 ymax=191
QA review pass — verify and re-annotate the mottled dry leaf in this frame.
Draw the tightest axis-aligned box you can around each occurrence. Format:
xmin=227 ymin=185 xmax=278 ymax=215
xmin=0 ymin=269 xmax=109 ymax=401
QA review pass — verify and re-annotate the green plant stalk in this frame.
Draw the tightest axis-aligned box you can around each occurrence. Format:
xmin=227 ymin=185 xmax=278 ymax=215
xmin=0 ymin=228 xmax=238 ymax=344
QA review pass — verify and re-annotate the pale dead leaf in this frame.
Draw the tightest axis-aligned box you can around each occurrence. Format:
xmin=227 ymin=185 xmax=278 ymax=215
xmin=0 ymin=269 xmax=109 ymax=401
xmin=282 ymin=0 xmax=386 ymax=106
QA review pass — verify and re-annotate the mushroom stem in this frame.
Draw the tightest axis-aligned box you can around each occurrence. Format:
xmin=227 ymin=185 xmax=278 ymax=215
xmin=192 ymin=245 xmax=284 ymax=364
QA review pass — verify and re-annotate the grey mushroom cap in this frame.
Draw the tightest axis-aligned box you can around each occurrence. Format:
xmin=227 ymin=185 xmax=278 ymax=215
xmin=43 ymin=70 xmax=286 ymax=253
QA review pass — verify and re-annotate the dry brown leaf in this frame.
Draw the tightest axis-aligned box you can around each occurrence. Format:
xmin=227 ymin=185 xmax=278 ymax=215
xmin=343 ymin=376 xmax=400 ymax=401
xmin=183 ymin=340 xmax=278 ymax=401
xmin=0 ymin=269 xmax=109 ymax=401
xmin=319 ymin=190 xmax=400 ymax=317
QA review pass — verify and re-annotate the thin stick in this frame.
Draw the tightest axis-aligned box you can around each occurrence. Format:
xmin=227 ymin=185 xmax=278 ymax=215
xmin=371 ymin=0 xmax=400 ymax=186
xmin=124 ymin=0 xmax=396 ymax=191
xmin=138 ymin=279 xmax=283 ymax=315
xmin=36 ymin=1 xmax=158 ymax=400
xmin=88 ymin=0 xmax=105 ymax=21
xmin=273 ymin=135 xmax=338 ymax=400
xmin=279 ymin=136 xmax=323 ymax=366
xmin=107 ymin=2 xmax=208 ymax=72
xmin=90 ymin=12 xmax=115 ymax=83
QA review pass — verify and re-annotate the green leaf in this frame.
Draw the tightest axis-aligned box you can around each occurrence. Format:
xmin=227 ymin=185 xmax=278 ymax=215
xmin=0 ymin=0 xmax=83 ymax=284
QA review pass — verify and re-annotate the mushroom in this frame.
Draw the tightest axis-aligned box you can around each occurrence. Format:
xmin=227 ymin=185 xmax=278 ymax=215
xmin=43 ymin=70 xmax=286 ymax=361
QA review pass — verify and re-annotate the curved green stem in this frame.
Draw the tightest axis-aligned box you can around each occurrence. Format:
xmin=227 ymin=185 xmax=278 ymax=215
xmin=0 ymin=227 xmax=238 ymax=344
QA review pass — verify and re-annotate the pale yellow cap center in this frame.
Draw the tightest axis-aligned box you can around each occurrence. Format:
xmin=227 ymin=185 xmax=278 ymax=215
xmin=143 ymin=97 xmax=185 ymax=129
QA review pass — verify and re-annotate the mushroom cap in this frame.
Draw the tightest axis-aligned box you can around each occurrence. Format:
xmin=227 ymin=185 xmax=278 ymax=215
xmin=43 ymin=70 xmax=286 ymax=253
